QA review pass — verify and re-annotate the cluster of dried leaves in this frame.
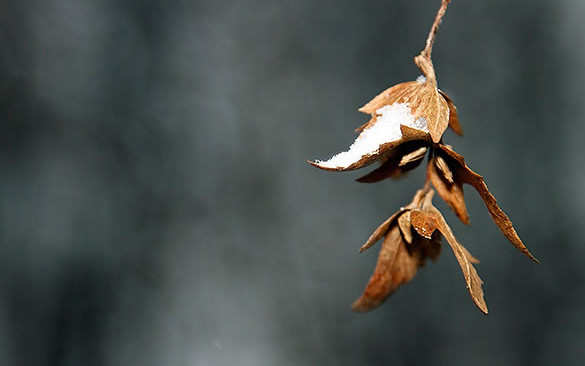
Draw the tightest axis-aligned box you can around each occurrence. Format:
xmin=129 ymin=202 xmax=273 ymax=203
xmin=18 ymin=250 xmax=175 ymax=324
xmin=309 ymin=0 xmax=537 ymax=314
xmin=352 ymin=188 xmax=487 ymax=313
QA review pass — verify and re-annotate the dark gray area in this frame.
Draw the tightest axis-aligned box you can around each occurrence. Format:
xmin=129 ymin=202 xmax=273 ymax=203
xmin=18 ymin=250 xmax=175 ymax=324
xmin=1 ymin=0 xmax=584 ymax=365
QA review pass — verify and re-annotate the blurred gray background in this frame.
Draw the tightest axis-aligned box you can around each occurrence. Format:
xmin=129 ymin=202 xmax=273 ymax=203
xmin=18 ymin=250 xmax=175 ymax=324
xmin=1 ymin=0 xmax=584 ymax=365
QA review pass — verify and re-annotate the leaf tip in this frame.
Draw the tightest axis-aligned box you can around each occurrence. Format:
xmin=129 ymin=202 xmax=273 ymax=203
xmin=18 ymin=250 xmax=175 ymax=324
xmin=306 ymin=159 xmax=344 ymax=171
xmin=528 ymin=253 xmax=540 ymax=264
xmin=430 ymin=131 xmax=442 ymax=143
xmin=351 ymin=297 xmax=374 ymax=312
xmin=306 ymin=159 xmax=319 ymax=167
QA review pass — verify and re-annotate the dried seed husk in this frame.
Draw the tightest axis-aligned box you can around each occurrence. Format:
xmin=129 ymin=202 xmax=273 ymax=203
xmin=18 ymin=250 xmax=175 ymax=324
xmin=437 ymin=144 xmax=539 ymax=263
xmin=438 ymin=90 xmax=463 ymax=136
xmin=427 ymin=156 xmax=470 ymax=224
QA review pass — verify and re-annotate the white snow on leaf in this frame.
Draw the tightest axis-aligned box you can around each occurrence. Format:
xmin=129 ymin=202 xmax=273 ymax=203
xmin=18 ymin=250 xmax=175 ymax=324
xmin=315 ymin=103 xmax=428 ymax=169
xmin=416 ymin=75 xmax=427 ymax=84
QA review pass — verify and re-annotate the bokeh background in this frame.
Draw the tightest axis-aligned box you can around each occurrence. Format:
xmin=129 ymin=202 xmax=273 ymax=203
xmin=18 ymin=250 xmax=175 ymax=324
xmin=1 ymin=0 xmax=584 ymax=365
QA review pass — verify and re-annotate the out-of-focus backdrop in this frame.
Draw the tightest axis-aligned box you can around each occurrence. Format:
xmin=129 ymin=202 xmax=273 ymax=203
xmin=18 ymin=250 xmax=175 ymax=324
xmin=1 ymin=0 xmax=584 ymax=365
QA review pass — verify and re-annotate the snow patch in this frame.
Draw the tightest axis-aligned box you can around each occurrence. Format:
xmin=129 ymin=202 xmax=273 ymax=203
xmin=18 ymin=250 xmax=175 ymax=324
xmin=315 ymin=103 xmax=428 ymax=169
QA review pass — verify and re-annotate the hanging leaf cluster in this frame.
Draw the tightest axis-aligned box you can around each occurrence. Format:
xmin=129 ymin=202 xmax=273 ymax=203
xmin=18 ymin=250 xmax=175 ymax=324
xmin=308 ymin=0 xmax=537 ymax=314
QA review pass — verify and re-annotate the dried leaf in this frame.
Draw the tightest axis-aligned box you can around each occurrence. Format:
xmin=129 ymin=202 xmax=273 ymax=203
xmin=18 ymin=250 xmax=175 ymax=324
xmin=355 ymin=158 xmax=404 ymax=183
xmin=310 ymin=78 xmax=451 ymax=172
xmin=461 ymin=243 xmax=480 ymax=264
xmin=427 ymin=157 xmax=470 ymax=224
xmin=307 ymin=139 xmax=401 ymax=172
xmin=400 ymin=124 xmax=429 ymax=141
xmin=398 ymin=211 xmax=413 ymax=244
xmin=428 ymin=206 xmax=488 ymax=314
xmin=353 ymin=225 xmax=438 ymax=312
xmin=423 ymin=85 xmax=450 ymax=143
xmin=356 ymin=142 xmax=427 ymax=183
xmin=399 ymin=147 xmax=428 ymax=167
xmin=359 ymin=189 xmax=426 ymax=252
xmin=359 ymin=211 xmax=401 ymax=253
xmin=353 ymin=189 xmax=448 ymax=313
xmin=437 ymin=145 xmax=539 ymax=263
xmin=410 ymin=209 xmax=438 ymax=239
xmin=353 ymin=225 xmax=424 ymax=312
xmin=358 ymin=81 xmax=449 ymax=143
xmin=359 ymin=81 xmax=420 ymax=116
xmin=438 ymin=90 xmax=463 ymax=136
xmin=434 ymin=155 xmax=454 ymax=183
xmin=409 ymin=190 xmax=485 ymax=312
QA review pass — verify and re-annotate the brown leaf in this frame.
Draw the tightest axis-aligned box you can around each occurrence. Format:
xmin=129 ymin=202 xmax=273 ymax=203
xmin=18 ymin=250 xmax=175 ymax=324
xmin=434 ymin=155 xmax=454 ymax=183
xmin=400 ymin=124 xmax=429 ymax=141
xmin=355 ymin=158 xmax=403 ymax=183
xmin=409 ymin=190 xmax=442 ymax=239
xmin=410 ymin=209 xmax=438 ymax=239
xmin=356 ymin=142 xmax=427 ymax=183
xmin=359 ymin=189 xmax=427 ymax=252
xmin=307 ymin=139 xmax=402 ymax=172
xmin=437 ymin=145 xmax=539 ymax=263
xmin=352 ymin=226 xmax=417 ymax=312
xmin=352 ymin=226 xmax=424 ymax=312
xmin=353 ymin=189 xmax=444 ymax=312
xmin=398 ymin=211 xmax=413 ymax=244
xmin=359 ymin=81 xmax=420 ymax=115
xmin=422 ymin=84 xmax=450 ymax=143
xmin=438 ymin=90 xmax=463 ymax=136
xmin=427 ymin=156 xmax=470 ymax=224
xmin=358 ymin=81 xmax=449 ymax=143
xmin=428 ymin=205 xmax=488 ymax=314
xmin=399 ymin=147 xmax=428 ymax=167
xmin=359 ymin=210 xmax=402 ymax=253
xmin=461 ymin=243 xmax=480 ymax=264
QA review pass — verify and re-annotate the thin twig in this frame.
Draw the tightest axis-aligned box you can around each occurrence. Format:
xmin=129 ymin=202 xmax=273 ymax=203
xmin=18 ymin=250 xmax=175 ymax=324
xmin=414 ymin=0 xmax=452 ymax=84
xmin=421 ymin=0 xmax=452 ymax=59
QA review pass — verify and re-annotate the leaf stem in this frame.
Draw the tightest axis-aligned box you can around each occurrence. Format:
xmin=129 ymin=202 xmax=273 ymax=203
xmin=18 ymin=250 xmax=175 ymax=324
xmin=422 ymin=147 xmax=435 ymax=191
